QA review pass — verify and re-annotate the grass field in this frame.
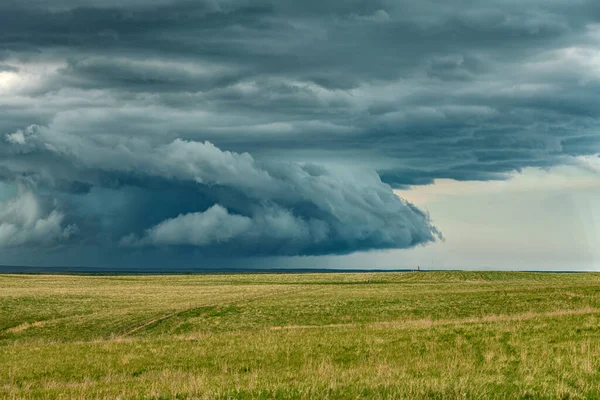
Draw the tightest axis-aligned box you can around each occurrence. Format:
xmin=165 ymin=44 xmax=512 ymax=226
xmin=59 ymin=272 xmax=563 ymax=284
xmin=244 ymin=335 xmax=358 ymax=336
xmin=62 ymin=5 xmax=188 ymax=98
xmin=2 ymin=271 xmax=600 ymax=399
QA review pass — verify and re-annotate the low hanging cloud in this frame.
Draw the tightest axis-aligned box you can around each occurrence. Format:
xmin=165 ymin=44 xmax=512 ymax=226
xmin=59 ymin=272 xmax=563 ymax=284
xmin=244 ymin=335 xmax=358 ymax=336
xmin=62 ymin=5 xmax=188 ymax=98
xmin=126 ymin=205 xmax=255 ymax=247
xmin=1 ymin=126 xmax=440 ymax=255
xmin=0 ymin=189 xmax=77 ymax=248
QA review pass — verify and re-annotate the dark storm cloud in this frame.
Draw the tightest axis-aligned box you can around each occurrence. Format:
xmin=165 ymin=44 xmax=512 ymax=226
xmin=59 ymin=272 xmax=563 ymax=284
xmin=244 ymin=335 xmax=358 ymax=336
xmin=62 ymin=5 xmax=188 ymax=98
xmin=0 ymin=0 xmax=599 ymax=258
xmin=1 ymin=127 xmax=440 ymax=254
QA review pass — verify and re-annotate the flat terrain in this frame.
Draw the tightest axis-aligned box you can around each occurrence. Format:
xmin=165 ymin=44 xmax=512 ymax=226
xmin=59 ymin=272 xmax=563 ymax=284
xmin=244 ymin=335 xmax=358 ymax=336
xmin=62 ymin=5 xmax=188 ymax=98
xmin=1 ymin=271 xmax=600 ymax=399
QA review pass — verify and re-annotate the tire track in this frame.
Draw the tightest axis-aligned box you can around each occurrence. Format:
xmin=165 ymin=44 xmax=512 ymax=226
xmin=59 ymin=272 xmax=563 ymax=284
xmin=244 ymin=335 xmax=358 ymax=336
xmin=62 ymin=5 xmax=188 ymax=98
xmin=121 ymin=285 xmax=324 ymax=337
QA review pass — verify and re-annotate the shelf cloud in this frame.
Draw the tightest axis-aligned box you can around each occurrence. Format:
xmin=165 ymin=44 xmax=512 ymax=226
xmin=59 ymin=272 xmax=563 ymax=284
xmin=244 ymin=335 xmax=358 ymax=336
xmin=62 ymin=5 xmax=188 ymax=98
xmin=1 ymin=126 xmax=439 ymax=254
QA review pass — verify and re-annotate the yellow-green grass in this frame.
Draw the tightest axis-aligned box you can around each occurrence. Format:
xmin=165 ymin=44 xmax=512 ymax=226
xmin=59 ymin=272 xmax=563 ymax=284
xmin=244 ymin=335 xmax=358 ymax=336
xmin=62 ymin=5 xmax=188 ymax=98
xmin=2 ymin=271 xmax=600 ymax=399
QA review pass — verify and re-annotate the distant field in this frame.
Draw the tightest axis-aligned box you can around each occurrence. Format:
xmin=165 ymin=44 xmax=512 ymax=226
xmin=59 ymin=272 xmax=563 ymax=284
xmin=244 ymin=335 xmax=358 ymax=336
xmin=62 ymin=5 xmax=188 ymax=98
xmin=2 ymin=271 xmax=600 ymax=399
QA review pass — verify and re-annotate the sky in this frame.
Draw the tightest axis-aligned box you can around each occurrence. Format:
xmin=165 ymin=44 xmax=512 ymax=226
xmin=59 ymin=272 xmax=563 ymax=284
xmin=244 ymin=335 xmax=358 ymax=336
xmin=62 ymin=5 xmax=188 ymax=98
xmin=0 ymin=0 xmax=599 ymax=270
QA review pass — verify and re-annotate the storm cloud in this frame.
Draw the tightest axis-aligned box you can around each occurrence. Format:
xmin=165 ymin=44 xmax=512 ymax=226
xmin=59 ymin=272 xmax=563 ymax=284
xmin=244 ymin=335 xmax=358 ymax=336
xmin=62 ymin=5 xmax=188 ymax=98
xmin=1 ymin=125 xmax=439 ymax=255
xmin=0 ymin=0 xmax=599 ymax=262
xmin=0 ymin=188 xmax=77 ymax=248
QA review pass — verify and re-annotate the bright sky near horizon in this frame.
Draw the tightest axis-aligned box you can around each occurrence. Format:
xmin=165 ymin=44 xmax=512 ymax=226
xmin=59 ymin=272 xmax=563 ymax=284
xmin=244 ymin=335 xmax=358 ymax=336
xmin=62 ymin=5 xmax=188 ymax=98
xmin=394 ymin=164 xmax=600 ymax=271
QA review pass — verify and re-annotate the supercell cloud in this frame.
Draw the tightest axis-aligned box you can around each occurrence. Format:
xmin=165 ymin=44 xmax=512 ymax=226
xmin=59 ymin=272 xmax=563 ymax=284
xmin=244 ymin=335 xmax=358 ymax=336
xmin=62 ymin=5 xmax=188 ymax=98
xmin=0 ymin=0 xmax=599 ymax=263
xmin=1 ymin=125 xmax=440 ymax=255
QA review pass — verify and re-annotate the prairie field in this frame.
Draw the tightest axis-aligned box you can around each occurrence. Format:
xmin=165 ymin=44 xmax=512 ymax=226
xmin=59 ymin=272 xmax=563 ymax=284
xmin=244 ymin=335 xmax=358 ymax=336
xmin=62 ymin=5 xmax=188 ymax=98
xmin=1 ymin=271 xmax=600 ymax=399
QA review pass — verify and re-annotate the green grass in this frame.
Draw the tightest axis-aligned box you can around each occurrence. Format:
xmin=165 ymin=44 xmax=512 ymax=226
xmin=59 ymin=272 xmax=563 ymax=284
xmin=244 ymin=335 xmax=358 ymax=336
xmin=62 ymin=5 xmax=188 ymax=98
xmin=2 ymin=271 xmax=600 ymax=399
